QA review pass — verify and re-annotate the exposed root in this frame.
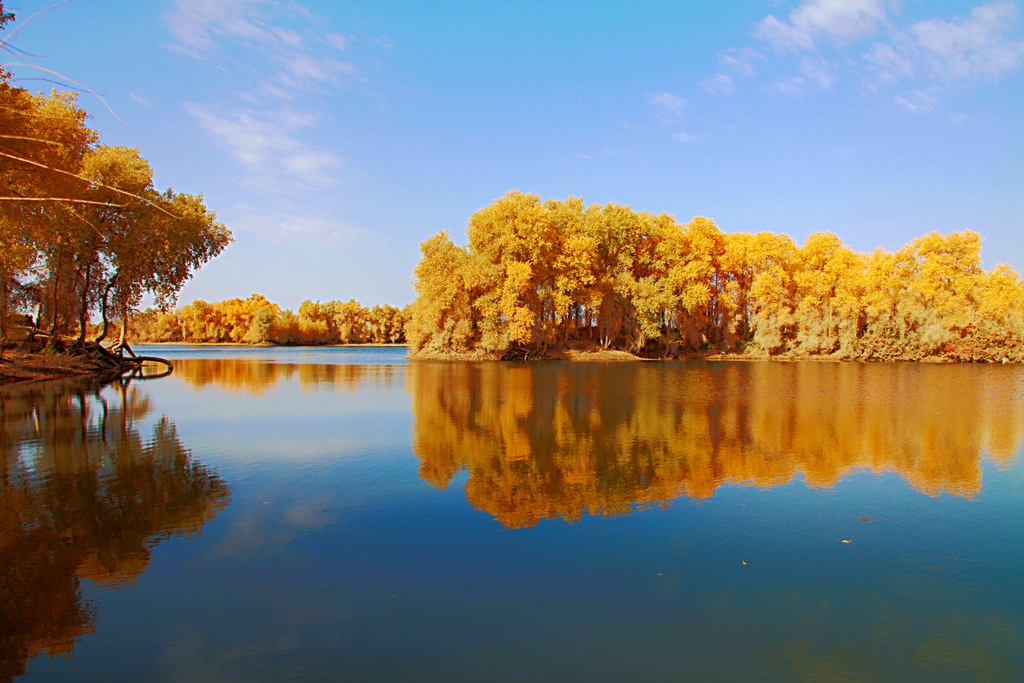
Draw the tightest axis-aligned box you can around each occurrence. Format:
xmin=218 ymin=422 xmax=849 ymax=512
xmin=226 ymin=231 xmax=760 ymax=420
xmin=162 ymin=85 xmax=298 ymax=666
xmin=0 ymin=341 xmax=174 ymax=385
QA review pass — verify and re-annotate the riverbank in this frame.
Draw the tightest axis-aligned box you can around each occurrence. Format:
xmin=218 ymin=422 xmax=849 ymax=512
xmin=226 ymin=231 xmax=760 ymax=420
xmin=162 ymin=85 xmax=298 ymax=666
xmin=134 ymin=341 xmax=407 ymax=348
xmin=407 ymin=344 xmax=1019 ymax=363
xmin=0 ymin=350 xmax=112 ymax=385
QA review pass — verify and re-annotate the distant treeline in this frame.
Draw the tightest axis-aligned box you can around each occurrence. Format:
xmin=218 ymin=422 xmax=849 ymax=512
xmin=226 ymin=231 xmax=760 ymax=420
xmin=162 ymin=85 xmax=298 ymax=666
xmin=407 ymin=191 xmax=1024 ymax=361
xmin=128 ymin=294 xmax=408 ymax=345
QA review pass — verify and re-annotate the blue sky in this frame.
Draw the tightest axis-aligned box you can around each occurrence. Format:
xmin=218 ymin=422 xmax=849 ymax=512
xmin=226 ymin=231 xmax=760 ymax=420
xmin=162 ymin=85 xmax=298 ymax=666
xmin=4 ymin=0 xmax=1023 ymax=308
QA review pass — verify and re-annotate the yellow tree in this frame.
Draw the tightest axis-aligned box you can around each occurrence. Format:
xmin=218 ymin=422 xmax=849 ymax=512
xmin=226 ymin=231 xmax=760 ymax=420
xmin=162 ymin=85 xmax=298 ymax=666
xmin=466 ymin=191 xmax=561 ymax=353
xmin=0 ymin=84 xmax=95 ymax=349
xmin=792 ymin=232 xmax=865 ymax=355
xmin=406 ymin=231 xmax=479 ymax=354
xmin=746 ymin=232 xmax=799 ymax=355
xmin=332 ymin=299 xmax=368 ymax=344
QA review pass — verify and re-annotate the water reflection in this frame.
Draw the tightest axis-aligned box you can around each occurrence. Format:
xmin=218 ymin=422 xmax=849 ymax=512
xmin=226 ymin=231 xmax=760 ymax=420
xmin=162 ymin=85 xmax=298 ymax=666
xmin=171 ymin=358 xmax=404 ymax=395
xmin=0 ymin=377 xmax=230 ymax=679
xmin=409 ymin=362 xmax=1024 ymax=528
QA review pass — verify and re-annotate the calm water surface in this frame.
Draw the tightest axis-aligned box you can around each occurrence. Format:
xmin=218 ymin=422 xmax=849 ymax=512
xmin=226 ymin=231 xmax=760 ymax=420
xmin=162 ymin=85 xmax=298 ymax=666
xmin=3 ymin=346 xmax=1023 ymax=681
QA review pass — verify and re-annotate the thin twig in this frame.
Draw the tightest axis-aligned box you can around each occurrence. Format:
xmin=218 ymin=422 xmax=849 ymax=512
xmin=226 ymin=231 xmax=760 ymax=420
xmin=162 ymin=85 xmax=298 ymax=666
xmin=0 ymin=134 xmax=62 ymax=146
xmin=1 ymin=59 xmax=126 ymax=124
xmin=67 ymin=206 xmax=111 ymax=240
xmin=0 ymin=196 xmax=126 ymax=207
xmin=0 ymin=150 xmax=179 ymax=218
xmin=0 ymin=0 xmax=78 ymax=51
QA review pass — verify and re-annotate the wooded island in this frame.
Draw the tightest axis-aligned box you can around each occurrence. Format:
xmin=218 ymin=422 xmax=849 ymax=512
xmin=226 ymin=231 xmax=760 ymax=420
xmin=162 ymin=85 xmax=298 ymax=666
xmin=406 ymin=191 xmax=1024 ymax=362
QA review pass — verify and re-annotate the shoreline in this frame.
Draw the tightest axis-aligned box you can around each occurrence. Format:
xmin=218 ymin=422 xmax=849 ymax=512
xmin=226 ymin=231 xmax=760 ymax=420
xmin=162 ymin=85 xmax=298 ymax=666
xmin=132 ymin=342 xmax=408 ymax=348
xmin=407 ymin=346 xmax=1017 ymax=364
xmin=3 ymin=343 xmax=1014 ymax=387
xmin=0 ymin=351 xmax=119 ymax=386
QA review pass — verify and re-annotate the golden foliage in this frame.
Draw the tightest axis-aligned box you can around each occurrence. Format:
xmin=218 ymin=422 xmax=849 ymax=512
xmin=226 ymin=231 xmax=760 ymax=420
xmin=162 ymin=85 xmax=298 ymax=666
xmin=0 ymin=70 xmax=230 ymax=349
xmin=128 ymin=295 xmax=408 ymax=346
xmin=407 ymin=192 xmax=1024 ymax=361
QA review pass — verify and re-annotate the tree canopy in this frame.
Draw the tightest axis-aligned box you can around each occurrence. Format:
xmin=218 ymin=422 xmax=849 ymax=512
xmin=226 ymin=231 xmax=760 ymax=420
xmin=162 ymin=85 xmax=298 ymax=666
xmin=406 ymin=191 xmax=1024 ymax=362
xmin=0 ymin=19 xmax=231 ymax=351
xmin=127 ymin=294 xmax=407 ymax=346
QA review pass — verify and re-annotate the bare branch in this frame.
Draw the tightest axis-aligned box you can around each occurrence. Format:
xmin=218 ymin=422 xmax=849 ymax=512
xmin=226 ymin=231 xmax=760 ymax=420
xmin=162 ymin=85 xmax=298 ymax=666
xmin=0 ymin=0 xmax=78 ymax=51
xmin=7 ymin=76 xmax=89 ymax=92
xmin=0 ymin=150 xmax=180 ymax=219
xmin=0 ymin=196 xmax=126 ymax=207
xmin=67 ymin=206 xmax=111 ymax=240
xmin=1 ymin=58 xmax=126 ymax=124
xmin=0 ymin=134 xmax=62 ymax=146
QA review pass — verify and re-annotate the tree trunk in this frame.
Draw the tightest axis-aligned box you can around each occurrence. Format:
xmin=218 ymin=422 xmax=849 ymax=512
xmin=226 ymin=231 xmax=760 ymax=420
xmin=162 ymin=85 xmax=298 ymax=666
xmin=95 ymin=274 xmax=117 ymax=344
xmin=117 ymin=300 xmax=128 ymax=354
xmin=76 ymin=263 xmax=92 ymax=348
xmin=47 ymin=268 xmax=61 ymax=349
xmin=0 ymin=280 xmax=7 ymax=361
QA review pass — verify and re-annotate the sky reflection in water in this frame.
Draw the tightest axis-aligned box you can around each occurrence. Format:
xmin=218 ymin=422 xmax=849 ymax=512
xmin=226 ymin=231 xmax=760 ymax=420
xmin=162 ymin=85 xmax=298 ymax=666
xmin=4 ymin=350 xmax=1024 ymax=681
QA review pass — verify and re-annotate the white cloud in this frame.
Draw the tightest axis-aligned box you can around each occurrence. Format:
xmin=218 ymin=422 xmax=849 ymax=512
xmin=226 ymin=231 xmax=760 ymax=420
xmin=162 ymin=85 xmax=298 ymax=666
xmin=755 ymin=0 xmax=891 ymax=52
xmin=647 ymin=92 xmax=687 ymax=117
xmin=719 ymin=47 xmax=766 ymax=76
xmin=276 ymin=216 xmax=368 ymax=243
xmin=892 ymin=89 xmax=938 ymax=113
xmin=909 ymin=1 xmax=1024 ymax=81
xmin=863 ymin=41 xmax=917 ymax=85
xmin=129 ymin=92 xmax=153 ymax=107
xmin=671 ymin=132 xmax=697 ymax=143
xmin=274 ymin=53 xmax=358 ymax=90
xmin=325 ymin=33 xmax=349 ymax=51
xmin=711 ymin=1 xmax=1024 ymax=110
xmin=247 ymin=214 xmax=370 ymax=244
xmin=800 ymin=56 xmax=837 ymax=89
xmin=701 ymin=73 xmax=736 ymax=96
xmin=166 ymin=0 xmax=276 ymax=55
xmin=166 ymin=1 xmax=379 ymax=197
xmin=183 ymin=103 xmax=343 ymax=186
xmin=165 ymin=0 xmax=356 ymax=97
xmin=769 ymin=56 xmax=837 ymax=97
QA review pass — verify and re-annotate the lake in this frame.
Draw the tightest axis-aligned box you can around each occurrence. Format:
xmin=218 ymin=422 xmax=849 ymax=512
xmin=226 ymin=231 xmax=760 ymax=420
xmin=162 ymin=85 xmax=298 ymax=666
xmin=3 ymin=346 xmax=1023 ymax=681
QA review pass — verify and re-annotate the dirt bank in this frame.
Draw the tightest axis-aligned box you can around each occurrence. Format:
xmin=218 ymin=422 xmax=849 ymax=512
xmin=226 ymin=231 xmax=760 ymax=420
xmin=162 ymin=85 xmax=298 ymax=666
xmin=0 ymin=350 xmax=111 ymax=385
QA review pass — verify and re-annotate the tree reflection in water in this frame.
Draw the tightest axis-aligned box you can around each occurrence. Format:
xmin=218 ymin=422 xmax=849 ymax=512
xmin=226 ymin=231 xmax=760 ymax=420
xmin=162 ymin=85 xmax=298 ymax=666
xmin=408 ymin=362 xmax=1024 ymax=528
xmin=171 ymin=358 xmax=403 ymax=395
xmin=0 ymin=377 xmax=230 ymax=680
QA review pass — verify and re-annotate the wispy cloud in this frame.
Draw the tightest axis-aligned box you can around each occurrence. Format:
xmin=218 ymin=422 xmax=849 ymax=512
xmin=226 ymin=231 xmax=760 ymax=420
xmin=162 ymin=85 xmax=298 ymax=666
xmin=700 ymin=73 xmax=736 ymax=97
xmin=769 ymin=55 xmax=837 ymax=96
xmin=718 ymin=47 xmax=767 ymax=77
xmin=892 ymin=89 xmax=938 ymax=113
xmin=238 ymin=213 xmax=371 ymax=244
xmin=647 ymin=91 xmax=687 ymax=118
xmin=165 ymin=0 xmax=388 ymax=241
xmin=900 ymin=2 xmax=1024 ymax=82
xmin=166 ymin=0 xmax=278 ymax=54
xmin=754 ymin=0 xmax=890 ymax=53
xmin=704 ymin=0 xmax=1024 ymax=109
xmin=183 ymin=104 xmax=343 ymax=186
xmin=165 ymin=0 xmax=358 ymax=98
xmin=702 ymin=48 xmax=766 ymax=97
